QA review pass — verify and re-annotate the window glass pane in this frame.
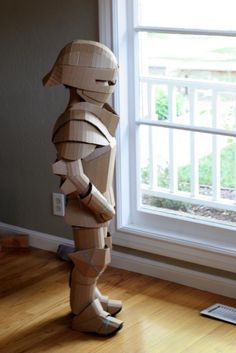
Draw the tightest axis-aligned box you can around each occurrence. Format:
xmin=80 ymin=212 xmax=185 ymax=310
xmin=174 ymin=129 xmax=191 ymax=193
xmin=138 ymin=0 xmax=236 ymax=31
xmin=139 ymin=126 xmax=236 ymax=227
xmin=138 ymin=32 xmax=236 ymax=83
xmin=139 ymin=82 xmax=164 ymax=120
xmin=139 ymin=124 xmax=151 ymax=187
xmin=139 ymin=82 xmax=148 ymax=119
xmin=195 ymin=89 xmax=213 ymax=128
xmin=139 ymin=81 xmax=190 ymax=124
xmin=217 ymin=92 xmax=236 ymax=130
xmin=220 ymin=136 xmax=236 ymax=199
xmin=141 ymin=195 xmax=236 ymax=226
xmin=139 ymin=125 xmax=169 ymax=190
xmin=135 ymin=2 xmax=236 ymax=229
xmin=155 ymin=85 xmax=168 ymax=121
xmin=197 ymin=133 xmax=213 ymax=197
xmin=172 ymin=87 xmax=190 ymax=124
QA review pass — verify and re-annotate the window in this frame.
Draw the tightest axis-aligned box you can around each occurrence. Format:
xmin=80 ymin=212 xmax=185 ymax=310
xmin=99 ymin=0 xmax=236 ymax=272
xmin=137 ymin=0 xmax=236 ymax=228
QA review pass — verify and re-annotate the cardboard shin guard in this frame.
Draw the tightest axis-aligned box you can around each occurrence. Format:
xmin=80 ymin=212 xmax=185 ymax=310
xmin=69 ymin=247 xmax=110 ymax=315
xmin=68 ymin=247 xmax=123 ymax=334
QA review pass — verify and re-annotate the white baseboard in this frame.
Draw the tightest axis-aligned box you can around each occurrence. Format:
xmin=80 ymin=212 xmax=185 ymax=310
xmin=0 ymin=222 xmax=73 ymax=251
xmin=111 ymin=251 xmax=236 ymax=299
xmin=0 ymin=221 xmax=235 ymax=299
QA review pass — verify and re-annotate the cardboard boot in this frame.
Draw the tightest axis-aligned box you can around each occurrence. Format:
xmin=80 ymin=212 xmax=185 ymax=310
xmin=69 ymin=248 xmax=123 ymax=335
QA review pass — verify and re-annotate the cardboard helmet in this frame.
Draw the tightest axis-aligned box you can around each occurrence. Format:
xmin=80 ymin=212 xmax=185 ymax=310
xmin=43 ymin=40 xmax=118 ymax=104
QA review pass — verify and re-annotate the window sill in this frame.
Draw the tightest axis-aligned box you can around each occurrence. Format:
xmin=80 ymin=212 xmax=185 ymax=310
xmin=110 ymin=221 xmax=236 ymax=273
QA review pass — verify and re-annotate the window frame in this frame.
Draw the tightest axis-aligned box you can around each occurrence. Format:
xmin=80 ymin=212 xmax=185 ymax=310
xmin=99 ymin=0 xmax=236 ymax=273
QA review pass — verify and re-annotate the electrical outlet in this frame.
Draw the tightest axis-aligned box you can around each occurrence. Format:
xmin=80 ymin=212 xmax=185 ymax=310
xmin=52 ymin=193 xmax=65 ymax=216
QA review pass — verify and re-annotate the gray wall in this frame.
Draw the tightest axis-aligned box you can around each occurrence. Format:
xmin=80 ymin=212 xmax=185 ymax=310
xmin=0 ymin=0 xmax=98 ymax=238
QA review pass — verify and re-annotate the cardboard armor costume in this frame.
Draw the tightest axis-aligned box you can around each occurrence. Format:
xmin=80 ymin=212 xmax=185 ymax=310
xmin=43 ymin=40 xmax=123 ymax=335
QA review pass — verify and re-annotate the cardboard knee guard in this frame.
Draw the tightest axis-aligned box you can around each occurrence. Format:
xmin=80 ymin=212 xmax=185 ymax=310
xmin=69 ymin=247 xmax=111 ymax=314
xmin=69 ymin=247 xmax=111 ymax=278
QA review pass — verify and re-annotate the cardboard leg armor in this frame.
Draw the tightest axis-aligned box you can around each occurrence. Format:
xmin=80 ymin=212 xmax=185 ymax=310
xmin=69 ymin=227 xmax=123 ymax=335
xmin=96 ymin=230 xmax=122 ymax=315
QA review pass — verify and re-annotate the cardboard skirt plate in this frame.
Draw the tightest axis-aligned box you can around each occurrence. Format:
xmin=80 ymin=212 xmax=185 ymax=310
xmin=200 ymin=303 xmax=236 ymax=325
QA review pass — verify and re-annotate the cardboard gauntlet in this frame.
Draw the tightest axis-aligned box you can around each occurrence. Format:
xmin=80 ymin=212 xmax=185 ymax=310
xmin=80 ymin=183 xmax=115 ymax=223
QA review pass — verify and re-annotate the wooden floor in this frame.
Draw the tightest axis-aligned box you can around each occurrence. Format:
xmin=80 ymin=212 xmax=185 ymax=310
xmin=0 ymin=248 xmax=236 ymax=353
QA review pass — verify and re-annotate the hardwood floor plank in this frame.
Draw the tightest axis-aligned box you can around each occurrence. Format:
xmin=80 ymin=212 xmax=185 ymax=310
xmin=0 ymin=247 xmax=236 ymax=353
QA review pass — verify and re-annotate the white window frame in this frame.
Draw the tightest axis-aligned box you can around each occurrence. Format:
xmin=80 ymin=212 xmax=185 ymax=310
xmin=99 ymin=0 xmax=236 ymax=273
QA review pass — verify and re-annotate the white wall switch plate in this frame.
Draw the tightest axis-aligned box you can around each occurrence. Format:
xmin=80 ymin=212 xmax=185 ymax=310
xmin=52 ymin=193 xmax=65 ymax=217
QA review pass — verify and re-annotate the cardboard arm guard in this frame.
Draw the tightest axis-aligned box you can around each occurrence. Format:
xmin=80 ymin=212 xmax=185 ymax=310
xmin=52 ymin=160 xmax=114 ymax=222
xmin=53 ymin=160 xmax=90 ymax=194
xmin=80 ymin=183 xmax=115 ymax=223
